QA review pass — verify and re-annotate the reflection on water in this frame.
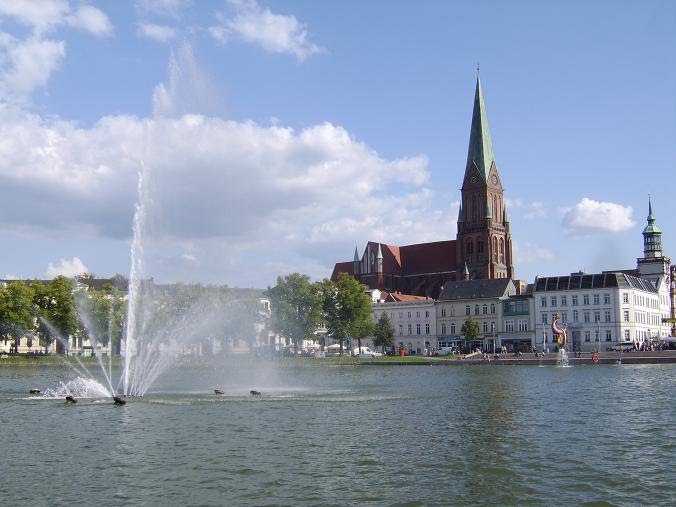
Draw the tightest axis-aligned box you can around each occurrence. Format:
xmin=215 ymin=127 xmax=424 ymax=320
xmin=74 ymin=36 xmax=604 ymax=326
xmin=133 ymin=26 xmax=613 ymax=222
xmin=0 ymin=363 xmax=674 ymax=505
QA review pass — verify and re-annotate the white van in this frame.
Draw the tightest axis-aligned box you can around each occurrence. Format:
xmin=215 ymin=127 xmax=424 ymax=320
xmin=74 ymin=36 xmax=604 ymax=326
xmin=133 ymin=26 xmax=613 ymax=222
xmin=352 ymin=347 xmax=383 ymax=358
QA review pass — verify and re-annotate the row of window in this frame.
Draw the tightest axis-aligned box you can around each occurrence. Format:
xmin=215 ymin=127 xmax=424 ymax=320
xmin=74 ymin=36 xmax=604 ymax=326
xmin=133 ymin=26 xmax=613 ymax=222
xmin=504 ymin=319 xmax=529 ymax=332
xmin=633 ymin=294 xmax=659 ymax=309
xmin=540 ymin=293 xmax=610 ymax=308
xmin=541 ymin=310 xmax=612 ymax=324
xmin=464 ymin=304 xmax=496 ymax=316
xmin=398 ymin=323 xmax=431 ymax=336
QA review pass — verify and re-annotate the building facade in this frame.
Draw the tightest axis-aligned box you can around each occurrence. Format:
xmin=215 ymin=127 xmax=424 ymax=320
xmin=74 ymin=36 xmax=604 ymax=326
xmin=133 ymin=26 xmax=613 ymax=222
xmin=436 ymin=278 xmax=519 ymax=352
xmin=372 ymin=296 xmax=436 ymax=355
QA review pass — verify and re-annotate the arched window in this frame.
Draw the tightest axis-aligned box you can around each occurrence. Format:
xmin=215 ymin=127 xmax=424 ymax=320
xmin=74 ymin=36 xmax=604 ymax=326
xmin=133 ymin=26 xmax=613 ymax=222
xmin=466 ymin=239 xmax=474 ymax=261
xmin=471 ymin=195 xmax=477 ymax=222
xmin=493 ymin=237 xmax=498 ymax=261
xmin=493 ymin=194 xmax=498 ymax=222
xmin=477 ymin=239 xmax=484 ymax=261
xmin=499 ymin=238 xmax=505 ymax=264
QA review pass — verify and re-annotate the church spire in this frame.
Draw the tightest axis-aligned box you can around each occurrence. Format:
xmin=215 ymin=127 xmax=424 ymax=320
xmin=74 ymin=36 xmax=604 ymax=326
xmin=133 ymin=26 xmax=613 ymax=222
xmin=465 ymin=74 xmax=495 ymax=182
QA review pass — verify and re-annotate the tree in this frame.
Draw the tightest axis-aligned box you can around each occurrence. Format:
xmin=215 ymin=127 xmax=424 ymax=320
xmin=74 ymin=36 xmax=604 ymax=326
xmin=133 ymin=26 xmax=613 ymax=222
xmin=37 ymin=277 xmax=78 ymax=353
xmin=0 ymin=281 xmax=35 ymax=353
xmin=461 ymin=316 xmax=480 ymax=351
xmin=267 ymin=273 xmax=322 ymax=353
xmin=321 ymin=273 xmax=373 ymax=356
xmin=373 ymin=312 xmax=395 ymax=353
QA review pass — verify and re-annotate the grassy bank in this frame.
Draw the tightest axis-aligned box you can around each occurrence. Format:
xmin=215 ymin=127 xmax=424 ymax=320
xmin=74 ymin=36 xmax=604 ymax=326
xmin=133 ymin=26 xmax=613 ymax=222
xmin=0 ymin=355 xmax=122 ymax=367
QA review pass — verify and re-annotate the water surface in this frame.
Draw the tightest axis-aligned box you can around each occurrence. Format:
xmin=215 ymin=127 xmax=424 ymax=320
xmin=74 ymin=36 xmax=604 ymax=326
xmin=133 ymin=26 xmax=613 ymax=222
xmin=1 ymin=361 xmax=674 ymax=505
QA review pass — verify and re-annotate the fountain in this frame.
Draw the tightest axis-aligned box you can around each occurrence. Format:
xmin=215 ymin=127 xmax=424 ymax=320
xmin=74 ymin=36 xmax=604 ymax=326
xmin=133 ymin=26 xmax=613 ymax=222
xmin=551 ymin=314 xmax=570 ymax=367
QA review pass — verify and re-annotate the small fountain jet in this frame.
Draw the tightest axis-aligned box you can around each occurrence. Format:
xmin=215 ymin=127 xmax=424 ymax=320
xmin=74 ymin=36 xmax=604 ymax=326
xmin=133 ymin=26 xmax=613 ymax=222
xmin=65 ymin=395 xmax=77 ymax=404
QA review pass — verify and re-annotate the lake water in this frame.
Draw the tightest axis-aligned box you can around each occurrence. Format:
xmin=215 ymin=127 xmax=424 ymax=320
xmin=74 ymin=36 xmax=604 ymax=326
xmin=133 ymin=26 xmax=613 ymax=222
xmin=1 ymin=361 xmax=674 ymax=506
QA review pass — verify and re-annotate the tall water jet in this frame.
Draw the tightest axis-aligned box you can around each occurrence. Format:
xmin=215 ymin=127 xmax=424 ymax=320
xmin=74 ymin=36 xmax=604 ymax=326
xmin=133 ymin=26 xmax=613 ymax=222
xmin=123 ymin=166 xmax=147 ymax=396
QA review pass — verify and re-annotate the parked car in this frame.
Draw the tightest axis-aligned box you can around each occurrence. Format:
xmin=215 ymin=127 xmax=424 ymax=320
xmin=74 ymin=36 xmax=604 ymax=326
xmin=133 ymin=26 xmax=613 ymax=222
xmin=611 ymin=342 xmax=634 ymax=352
xmin=436 ymin=347 xmax=458 ymax=356
xmin=352 ymin=347 xmax=383 ymax=358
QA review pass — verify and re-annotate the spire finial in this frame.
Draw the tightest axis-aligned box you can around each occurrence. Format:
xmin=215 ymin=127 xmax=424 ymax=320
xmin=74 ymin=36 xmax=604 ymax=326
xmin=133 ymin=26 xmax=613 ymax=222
xmin=477 ymin=62 xmax=480 ymax=75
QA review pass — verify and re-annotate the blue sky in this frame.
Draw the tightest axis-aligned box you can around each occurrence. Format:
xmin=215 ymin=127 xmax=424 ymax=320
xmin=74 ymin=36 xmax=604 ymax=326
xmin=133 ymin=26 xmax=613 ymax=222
xmin=0 ymin=0 xmax=673 ymax=287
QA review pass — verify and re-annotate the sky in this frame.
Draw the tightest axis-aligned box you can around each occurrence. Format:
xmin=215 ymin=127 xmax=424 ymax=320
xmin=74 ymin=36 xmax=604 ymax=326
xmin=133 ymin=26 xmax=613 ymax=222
xmin=0 ymin=0 xmax=673 ymax=288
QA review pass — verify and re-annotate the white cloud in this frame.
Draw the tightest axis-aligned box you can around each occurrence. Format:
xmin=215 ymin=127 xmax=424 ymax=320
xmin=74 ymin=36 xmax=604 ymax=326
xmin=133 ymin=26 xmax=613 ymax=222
xmin=0 ymin=103 xmax=434 ymax=283
xmin=0 ymin=1 xmax=112 ymax=36
xmin=0 ymin=0 xmax=70 ymax=34
xmin=0 ymin=35 xmax=65 ymax=100
xmin=67 ymin=5 xmax=113 ymax=36
xmin=210 ymin=0 xmax=322 ymax=61
xmin=0 ymin=2 xmax=112 ymax=102
xmin=46 ymin=257 xmax=89 ymax=278
xmin=562 ymin=197 xmax=635 ymax=236
xmin=137 ymin=23 xmax=176 ymax=42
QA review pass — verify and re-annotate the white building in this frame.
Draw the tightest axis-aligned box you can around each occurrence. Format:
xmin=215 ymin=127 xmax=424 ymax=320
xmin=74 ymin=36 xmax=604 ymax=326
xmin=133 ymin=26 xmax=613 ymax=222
xmin=371 ymin=291 xmax=436 ymax=354
xmin=533 ymin=271 xmax=670 ymax=353
xmin=533 ymin=199 xmax=672 ymax=353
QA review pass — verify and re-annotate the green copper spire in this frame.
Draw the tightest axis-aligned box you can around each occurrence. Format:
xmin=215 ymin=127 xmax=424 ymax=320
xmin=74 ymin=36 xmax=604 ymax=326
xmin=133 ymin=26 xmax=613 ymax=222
xmin=465 ymin=75 xmax=496 ymax=182
xmin=503 ymin=205 xmax=509 ymax=223
xmin=457 ymin=204 xmax=464 ymax=222
xmin=643 ymin=196 xmax=662 ymax=234
xmin=353 ymin=245 xmax=360 ymax=262
xmin=376 ymin=243 xmax=383 ymax=260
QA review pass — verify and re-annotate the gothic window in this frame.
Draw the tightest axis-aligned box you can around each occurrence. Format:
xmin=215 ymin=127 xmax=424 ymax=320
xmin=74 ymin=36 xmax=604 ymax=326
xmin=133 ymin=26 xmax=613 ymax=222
xmin=499 ymin=238 xmax=505 ymax=263
xmin=471 ymin=195 xmax=477 ymax=222
xmin=493 ymin=194 xmax=498 ymax=222
xmin=477 ymin=240 xmax=484 ymax=260
xmin=493 ymin=237 xmax=498 ymax=261
xmin=466 ymin=239 xmax=474 ymax=260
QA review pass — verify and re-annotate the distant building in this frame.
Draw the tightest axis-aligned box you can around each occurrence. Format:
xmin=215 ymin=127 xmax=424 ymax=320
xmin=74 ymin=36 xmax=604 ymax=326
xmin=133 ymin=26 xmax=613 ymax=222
xmin=371 ymin=295 xmax=436 ymax=355
xmin=436 ymin=278 xmax=518 ymax=352
xmin=331 ymin=74 xmax=514 ymax=297
xmin=532 ymin=199 xmax=672 ymax=352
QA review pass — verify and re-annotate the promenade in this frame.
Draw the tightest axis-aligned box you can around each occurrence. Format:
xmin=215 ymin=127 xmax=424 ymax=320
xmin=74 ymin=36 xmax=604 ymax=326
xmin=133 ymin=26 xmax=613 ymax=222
xmin=358 ymin=350 xmax=676 ymax=366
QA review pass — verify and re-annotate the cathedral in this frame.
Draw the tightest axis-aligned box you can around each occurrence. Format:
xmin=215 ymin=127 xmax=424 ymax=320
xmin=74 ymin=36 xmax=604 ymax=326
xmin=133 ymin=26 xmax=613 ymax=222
xmin=331 ymin=75 xmax=515 ymax=298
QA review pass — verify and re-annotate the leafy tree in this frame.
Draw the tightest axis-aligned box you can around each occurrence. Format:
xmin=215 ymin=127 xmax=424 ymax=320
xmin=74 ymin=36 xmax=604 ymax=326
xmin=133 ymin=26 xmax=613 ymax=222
xmin=266 ymin=273 xmax=322 ymax=353
xmin=0 ymin=281 xmax=35 ymax=352
xmin=373 ymin=312 xmax=395 ymax=353
xmin=321 ymin=273 xmax=372 ymax=356
xmin=461 ymin=316 xmax=480 ymax=351
xmin=39 ymin=277 xmax=78 ymax=353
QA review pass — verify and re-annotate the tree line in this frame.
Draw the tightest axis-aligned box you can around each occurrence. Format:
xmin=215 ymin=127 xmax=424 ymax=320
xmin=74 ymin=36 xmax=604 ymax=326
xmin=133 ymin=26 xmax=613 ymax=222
xmin=266 ymin=272 xmax=395 ymax=355
xmin=0 ymin=276 xmax=125 ymax=354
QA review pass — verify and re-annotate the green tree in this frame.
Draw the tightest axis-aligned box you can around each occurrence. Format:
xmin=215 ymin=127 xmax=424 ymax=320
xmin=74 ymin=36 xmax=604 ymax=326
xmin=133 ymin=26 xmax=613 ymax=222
xmin=40 ymin=277 xmax=78 ymax=353
xmin=267 ymin=273 xmax=322 ymax=353
xmin=461 ymin=315 xmax=480 ymax=351
xmin=373 ymin=312 xmax=395 ymax=353
xmin=0 ymin=281 xmax=35 ymax=353
xmin=322 ymin=273 xmax=373 ymax=356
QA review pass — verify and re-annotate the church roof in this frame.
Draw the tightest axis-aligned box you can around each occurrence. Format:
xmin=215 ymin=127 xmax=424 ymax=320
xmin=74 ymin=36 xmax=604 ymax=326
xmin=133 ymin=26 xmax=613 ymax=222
xmin=438 ymin=278 xmax=514 ymax=300
xmin=465 ymin=75 xmax=496 ymax=182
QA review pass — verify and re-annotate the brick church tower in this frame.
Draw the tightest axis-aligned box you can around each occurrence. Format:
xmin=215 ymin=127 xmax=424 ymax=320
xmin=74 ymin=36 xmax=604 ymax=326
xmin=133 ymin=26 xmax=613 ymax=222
xmin=456 ymin=74 xmax=514 ymax=280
